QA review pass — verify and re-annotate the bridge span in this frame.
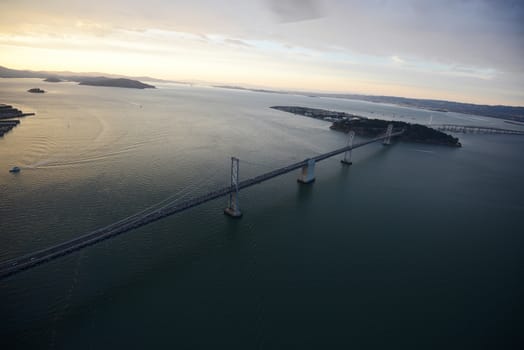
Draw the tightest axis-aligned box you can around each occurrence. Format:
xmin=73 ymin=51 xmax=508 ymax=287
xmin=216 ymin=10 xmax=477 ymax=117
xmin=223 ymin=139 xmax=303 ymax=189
xmin=432 ymin=124 xmax=524 ymax=135
xmin=0 ymin=127 xmax=403 ymax=280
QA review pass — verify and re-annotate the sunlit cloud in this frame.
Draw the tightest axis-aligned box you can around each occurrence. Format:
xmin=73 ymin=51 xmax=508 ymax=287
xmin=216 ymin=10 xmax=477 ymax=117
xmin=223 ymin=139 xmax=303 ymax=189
xmin=0 ymin=0 xmax=522 ymax=105
xmin=391 ymin=56 xmax=405 ymax=64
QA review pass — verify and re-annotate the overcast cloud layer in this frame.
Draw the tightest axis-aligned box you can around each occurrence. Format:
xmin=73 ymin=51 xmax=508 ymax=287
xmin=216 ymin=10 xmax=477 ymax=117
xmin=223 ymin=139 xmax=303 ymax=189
xmin=1 ymin=0 xmax=523 ymax=104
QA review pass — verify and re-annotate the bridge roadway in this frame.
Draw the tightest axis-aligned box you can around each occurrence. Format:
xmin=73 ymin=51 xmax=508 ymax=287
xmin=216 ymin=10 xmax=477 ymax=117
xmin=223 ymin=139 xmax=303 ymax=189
xmin=432 ymin=124 xmax=524 ymax=135
xmin=0 ymin=130 xmax=403 ymax=280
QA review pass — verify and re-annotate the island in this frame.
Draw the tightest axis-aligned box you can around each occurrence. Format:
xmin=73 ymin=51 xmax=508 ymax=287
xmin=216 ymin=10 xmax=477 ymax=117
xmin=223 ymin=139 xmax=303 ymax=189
xmin=78 ymin=77 xmax=155 ymax=89
xmin=271 ymin=106 xmax=461 ymax=147
xmin=331 ymin=118 xmax=461 ymax=147
xmin=27 ymin=88 xmax=45 ymax=93
xmin=43 ymin=77 xmax=62 ymax=82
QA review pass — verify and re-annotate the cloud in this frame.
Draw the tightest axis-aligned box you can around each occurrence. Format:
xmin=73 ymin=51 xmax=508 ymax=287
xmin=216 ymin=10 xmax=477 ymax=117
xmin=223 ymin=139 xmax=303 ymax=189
xmin=1 ymin=0 xmax=522 ymax=73
xmin=391 ymin=56 xmax=405 ymax=64
xmin=0 ymin=0 xmax=522 ymax=104
xmin=264 ymin=0 xmax=324 ymax=23
xmin=75 ymin=20 xmax=114 ymax=37
xmin=223 ymin=38 xmax=252 ymax=47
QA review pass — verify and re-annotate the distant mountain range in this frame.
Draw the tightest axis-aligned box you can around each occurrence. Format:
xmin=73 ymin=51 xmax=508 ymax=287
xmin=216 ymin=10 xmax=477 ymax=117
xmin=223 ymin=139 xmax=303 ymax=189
xmin=0 ymin=65 xmax=166 ymax=83
xmin=1 ymin=65 xmax=522 ymax=120
xmin=0 ymin=65 xmax=159 ymax=89
xmin=315 ymin=93 xmax=524 ymax=122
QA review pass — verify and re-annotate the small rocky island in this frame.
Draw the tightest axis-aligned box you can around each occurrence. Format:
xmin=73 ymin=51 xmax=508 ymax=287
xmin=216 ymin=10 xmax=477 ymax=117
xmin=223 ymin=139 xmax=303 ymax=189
xmin=271 ymin=106 xmax=461 ymax=147
xmin=78 ymin=77 xmax=155 ymax=89
xmin=43 ymin=77 xmax=62 ymax=82
xmin=0 ymin=104 xmax=35 ymax=137
xmin=27 ymin=88 xmax=45 ymax=93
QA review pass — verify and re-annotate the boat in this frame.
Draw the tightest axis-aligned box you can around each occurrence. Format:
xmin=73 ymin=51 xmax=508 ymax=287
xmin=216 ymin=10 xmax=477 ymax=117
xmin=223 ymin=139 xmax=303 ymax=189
xmin=9 ymin=166 xmax=20 ymax=173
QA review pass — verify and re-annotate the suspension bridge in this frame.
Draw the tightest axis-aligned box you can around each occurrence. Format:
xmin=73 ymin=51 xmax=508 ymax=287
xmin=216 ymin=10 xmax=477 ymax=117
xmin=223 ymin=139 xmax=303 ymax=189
xmin=0 ymin=125 xmax=403 ymax=280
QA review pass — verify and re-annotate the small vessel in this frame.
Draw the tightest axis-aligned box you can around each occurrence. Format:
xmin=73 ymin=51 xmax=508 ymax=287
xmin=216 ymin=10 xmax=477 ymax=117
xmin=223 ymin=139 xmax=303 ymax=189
xmin=9 ymin=166 xmax=21 ymax=173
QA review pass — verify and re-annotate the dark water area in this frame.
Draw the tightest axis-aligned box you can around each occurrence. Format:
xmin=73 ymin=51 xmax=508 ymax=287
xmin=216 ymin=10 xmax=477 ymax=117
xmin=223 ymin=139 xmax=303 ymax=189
xmin=0 ymin=79 xmax=523 ymax=348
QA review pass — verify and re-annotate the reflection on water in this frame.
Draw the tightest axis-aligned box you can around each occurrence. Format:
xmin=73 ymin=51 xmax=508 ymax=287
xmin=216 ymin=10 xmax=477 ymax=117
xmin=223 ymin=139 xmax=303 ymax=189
xmin=0 ymin=79 xmax=523 ymax=348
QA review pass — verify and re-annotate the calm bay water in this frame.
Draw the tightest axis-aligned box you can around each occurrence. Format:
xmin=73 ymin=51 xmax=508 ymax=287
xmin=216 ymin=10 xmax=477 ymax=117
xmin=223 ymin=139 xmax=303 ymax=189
xmin=1 ymin=78 xmax=523 ymax=348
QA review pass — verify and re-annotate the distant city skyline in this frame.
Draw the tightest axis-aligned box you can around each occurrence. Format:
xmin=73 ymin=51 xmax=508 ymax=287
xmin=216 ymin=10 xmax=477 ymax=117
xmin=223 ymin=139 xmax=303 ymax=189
xmin=0 ymin=0 xmax=523 ymax=105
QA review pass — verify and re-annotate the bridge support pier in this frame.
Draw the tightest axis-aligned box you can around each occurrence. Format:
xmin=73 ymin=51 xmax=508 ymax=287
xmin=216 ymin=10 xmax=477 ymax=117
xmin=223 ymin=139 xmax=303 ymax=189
xmin=383 ymin=124 xmax=394 ymax=145
xmin=341 ymin=131 xmax=355 ymax=165
xmin=224 ymin=157 xmax=242 ymax=218
xmin=297 ymin=159 xmax=316 ymax=184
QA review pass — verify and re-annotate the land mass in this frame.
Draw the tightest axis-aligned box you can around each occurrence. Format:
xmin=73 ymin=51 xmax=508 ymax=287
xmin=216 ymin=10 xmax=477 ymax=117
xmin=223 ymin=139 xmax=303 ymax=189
xmin=319 ymin=93 xmax=524 ymax=122
xmin=217 ymin=85 xmax=524 ymax=122
xmin=43 ymin=77 xmax=62 ymax=82
xmin=2 ymin=65 xmax=522 ymax=119
xmin=0 ymin=66 xmax=156 ymax=89
xmin=271 ymin=106 xmax=461 ymax=147
xmin=78 ymin=77 xmax=155 ymax=89
xmin=0 ymin=104 xmax=34 ymax=137
xmin=27 ymin=88 xmax=45 ymax=93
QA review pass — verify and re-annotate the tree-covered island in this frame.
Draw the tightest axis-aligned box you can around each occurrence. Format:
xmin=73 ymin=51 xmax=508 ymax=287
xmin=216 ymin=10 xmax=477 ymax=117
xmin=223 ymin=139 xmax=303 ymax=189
xmin=271 ymin=106 xmax=461 ymax=147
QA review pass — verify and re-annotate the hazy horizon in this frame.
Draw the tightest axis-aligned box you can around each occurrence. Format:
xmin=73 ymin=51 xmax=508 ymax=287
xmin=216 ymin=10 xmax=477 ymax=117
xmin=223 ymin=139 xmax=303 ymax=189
xmin=1 ymin=0 xmax=523 ymax=105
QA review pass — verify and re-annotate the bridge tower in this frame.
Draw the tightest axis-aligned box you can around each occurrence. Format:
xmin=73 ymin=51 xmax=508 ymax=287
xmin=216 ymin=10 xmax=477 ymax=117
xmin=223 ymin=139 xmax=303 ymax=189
xmin=383 ymin=124 xmax=394 ymax=145
xmin=297 ymin=158 xmax=316 ymax=184
xmin=341 ymin=131 xmax=355 ymax=165
xmin=224 ymin=157 xmax=242 ymax=217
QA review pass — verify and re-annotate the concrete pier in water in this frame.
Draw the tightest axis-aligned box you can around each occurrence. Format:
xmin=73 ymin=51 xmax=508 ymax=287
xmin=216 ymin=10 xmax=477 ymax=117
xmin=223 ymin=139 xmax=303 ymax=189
xmin=297 ymin=159 xmax=316 ymax=184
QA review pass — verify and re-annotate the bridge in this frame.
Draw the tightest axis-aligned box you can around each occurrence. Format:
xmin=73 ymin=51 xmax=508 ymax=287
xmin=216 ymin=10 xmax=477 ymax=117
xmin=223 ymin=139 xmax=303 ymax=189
xmin=0 ymin=126 xmax=403 ymax=280
xmin=432 ymin=124 xmax=524 ymax=135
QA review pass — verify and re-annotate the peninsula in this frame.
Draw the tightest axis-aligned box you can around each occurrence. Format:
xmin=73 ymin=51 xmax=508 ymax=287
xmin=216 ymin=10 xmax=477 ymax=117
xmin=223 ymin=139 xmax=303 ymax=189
xmin=271 ymin=106 xmax=461 ymax=147
xmin=0 ymin=104 xmax=35 ymax=137
xmin=271 ymin=106 xmax=361 ymax=121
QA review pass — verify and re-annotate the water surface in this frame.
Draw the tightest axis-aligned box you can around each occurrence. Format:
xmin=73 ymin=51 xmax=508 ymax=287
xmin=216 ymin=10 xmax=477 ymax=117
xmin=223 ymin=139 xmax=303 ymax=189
xmin=0 ymin=79 xmax=522 ymax=349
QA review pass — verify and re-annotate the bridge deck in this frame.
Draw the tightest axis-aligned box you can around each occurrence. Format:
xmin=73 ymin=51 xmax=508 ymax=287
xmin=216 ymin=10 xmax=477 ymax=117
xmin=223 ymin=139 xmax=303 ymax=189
xmin=0 ymin=131 xmax=403 ymax=279
xmin=432 ymin=124 xmax=524 ymax=135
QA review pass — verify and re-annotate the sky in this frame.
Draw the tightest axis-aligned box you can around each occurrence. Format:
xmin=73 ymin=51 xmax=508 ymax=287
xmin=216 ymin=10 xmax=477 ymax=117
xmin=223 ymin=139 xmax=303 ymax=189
xmin=0 ymin=0 xmax=523 ymax=105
